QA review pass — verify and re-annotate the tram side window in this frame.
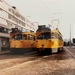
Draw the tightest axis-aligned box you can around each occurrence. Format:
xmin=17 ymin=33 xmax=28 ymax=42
xmin=55 ymin=33 xmax=58 ymax=38
xmin=12 ymin=35 xmax=18 ymax=40
xmin=30 ymin=35 xmax=35 ymax=40
xmin=60 ymin=36 xmax=62 ymax=40
xmin=33 ymin=36 xmax=36 ymax=40
xmin=12 ymin=34 xmax=22 ymax=40
xmin=18 ymin=34 xmax=22 ymax=40
xmin=51 ymin=32 xmax=56 ymax=39
xmin=28 ymin=34 xmax=31 ymax=40
xmin=51 ymin=32 xmax=59 ymax=39
xmin=23 ymin=34 xmax=27 ymax=40
xmin=58 ymin=34 xmax=62 ymax=40
xmin=30 ymin=35 xmax=33 ymax=40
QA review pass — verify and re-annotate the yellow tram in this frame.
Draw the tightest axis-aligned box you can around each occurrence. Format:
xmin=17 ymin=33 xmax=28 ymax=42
xmin=10 ymin=28 xmax=36 ymax=53
xmin=36 ymin=25 xmax=63 ymax=54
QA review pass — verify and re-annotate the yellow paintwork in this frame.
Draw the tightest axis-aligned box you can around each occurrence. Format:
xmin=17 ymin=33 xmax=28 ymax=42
xmin=36 ymin=39 xmax=63 ymax=49
xmin=36 ymin=29 xmax=63 ymax=49
xmin=10 ymin=32 xmax=36 ymax=49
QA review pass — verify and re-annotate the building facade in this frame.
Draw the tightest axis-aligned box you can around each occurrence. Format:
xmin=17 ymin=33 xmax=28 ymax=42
xmin=0 ymin=0 xmax=37 ymax=51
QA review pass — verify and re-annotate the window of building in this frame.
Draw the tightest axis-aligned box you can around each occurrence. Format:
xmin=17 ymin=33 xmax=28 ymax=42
xmin=0 ymin=27 xmax=8 ymax=33
xmin=0 ymin=27 xmax=2 ymax=32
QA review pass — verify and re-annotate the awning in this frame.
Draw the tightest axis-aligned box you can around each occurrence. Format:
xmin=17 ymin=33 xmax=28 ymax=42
xmin=0 ymin=23 xmax=10 ymax=29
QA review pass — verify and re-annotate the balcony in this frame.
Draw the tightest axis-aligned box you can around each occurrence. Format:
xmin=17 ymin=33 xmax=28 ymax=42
xmin=0 ymin=33 xmax=10 ymax=38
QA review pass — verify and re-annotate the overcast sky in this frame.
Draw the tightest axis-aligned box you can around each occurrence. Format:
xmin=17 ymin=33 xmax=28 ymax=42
xmin=5 ymin=0 xmax=75 ymax=40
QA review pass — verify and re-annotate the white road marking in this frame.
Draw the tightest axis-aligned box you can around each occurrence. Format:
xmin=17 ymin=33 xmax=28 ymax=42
xmin=64 ymin=47 xmax=75 ymax=58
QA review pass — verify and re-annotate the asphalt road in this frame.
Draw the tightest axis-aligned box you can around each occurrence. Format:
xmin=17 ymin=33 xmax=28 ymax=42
xmin=0 ymin=47 xmax=75 ymax=75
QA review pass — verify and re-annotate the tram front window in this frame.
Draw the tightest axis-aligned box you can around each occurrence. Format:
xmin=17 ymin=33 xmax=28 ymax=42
xmin=23 ymin=34 xmax=27 ymax=40
xmin=12 ymin=34 xmax=22 ymax=40
xmin=37 ymin=32 xmax=50 ymax=39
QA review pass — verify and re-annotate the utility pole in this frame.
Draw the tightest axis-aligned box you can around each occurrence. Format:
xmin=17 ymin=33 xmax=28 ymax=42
xmin=70 ymin=24 xmax=71 ymax=48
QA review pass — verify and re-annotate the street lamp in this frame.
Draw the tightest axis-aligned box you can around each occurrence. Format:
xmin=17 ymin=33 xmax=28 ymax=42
xmin=69 ymin=18 xmax=74 ymax=48
xmin=70 ymin=24 xmax=71 ymax=48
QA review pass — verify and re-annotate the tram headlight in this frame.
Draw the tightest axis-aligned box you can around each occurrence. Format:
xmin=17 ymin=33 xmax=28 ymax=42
xmin=14 ymin=44 xmax=16 ymax=47
xmin=41 ymin=44 xmax=44 ymax=47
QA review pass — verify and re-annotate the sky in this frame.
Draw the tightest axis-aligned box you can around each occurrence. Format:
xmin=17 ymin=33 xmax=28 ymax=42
xmin=5 ymin=0 xmax=75 ymax=40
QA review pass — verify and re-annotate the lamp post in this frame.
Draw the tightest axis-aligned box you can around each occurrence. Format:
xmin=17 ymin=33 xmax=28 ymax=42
xmin=69 ymin=18 xmax=75 ymax=48
xmin=70 ymin=24 xmax=71 ymax=48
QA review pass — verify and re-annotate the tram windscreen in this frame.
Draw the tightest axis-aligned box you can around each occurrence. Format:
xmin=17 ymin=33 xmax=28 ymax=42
xmin=37 ymin=32 xmax=50 ymax=39
xmin=12 ymin=34 xmax=22 ymax=40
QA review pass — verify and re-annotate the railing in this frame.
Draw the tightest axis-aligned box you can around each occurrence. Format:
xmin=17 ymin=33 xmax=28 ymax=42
xmin=0 ymin=33 xmax=10 ymax=38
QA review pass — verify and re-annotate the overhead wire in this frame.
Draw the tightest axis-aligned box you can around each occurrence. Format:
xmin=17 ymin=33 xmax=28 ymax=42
xmin=39 ymin=0 xmax=53 ymax=17
xmin=39 ymin=0 xmax=52 ymax=11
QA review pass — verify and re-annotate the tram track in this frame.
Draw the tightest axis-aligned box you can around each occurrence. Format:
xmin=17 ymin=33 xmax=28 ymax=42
xmin=64 ymin=47 xmax=75 ymax=58
xmin=0 ymin=50 xmax=50 ymax=71
xmin=0 ymin=47 xmax=75 ymax=75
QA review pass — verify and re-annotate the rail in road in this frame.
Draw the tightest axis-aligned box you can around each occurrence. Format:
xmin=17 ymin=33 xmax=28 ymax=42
xmin=0 ymin=47 xmax=75 ymax=75
xmin=64 ymin=46 xmax=75 ymax=58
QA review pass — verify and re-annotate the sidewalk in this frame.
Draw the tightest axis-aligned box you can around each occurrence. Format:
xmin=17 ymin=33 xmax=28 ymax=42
xmin=0 ymin=50 xmax=10 ymax=55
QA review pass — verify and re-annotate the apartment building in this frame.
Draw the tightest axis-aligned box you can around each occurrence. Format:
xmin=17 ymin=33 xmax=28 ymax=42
xmin=0 ymin=0 xmax=37 ymax=51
